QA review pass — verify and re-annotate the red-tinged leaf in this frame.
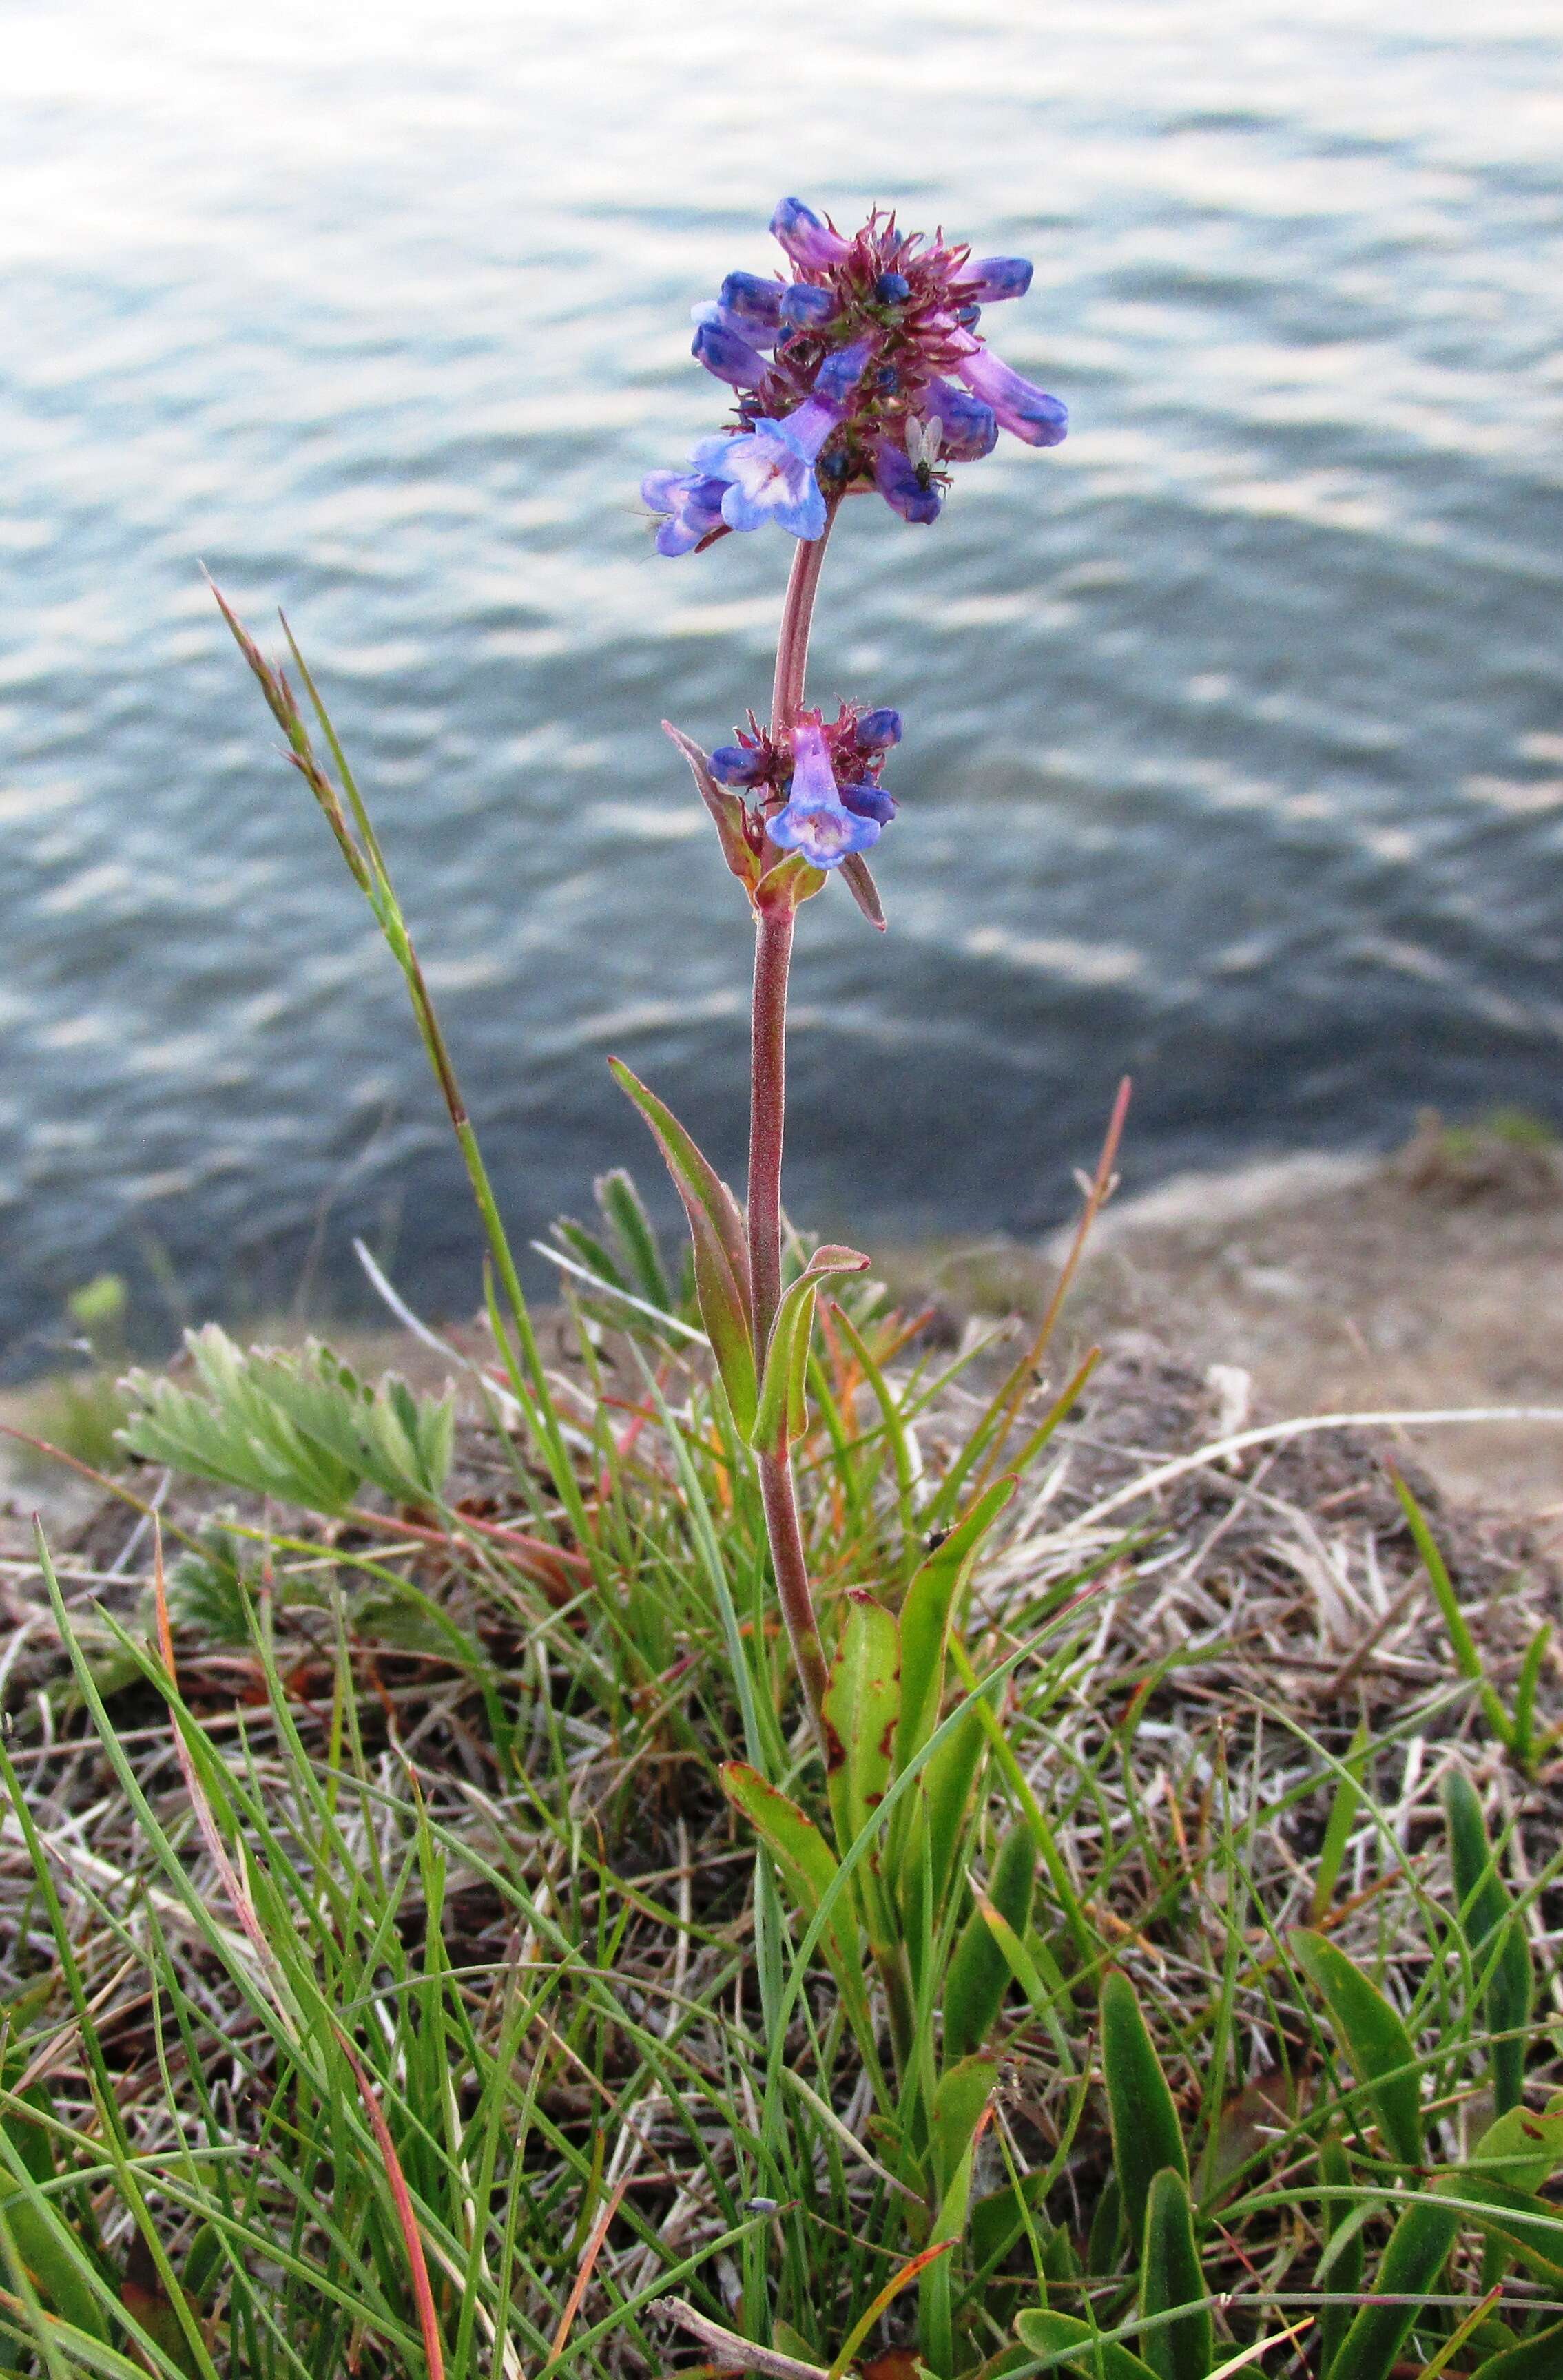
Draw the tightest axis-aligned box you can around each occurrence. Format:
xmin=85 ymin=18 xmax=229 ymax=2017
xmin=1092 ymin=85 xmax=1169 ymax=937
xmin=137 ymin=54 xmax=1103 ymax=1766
xmin=719 ymin=1762 xmax=876 ymax=2041
xmin=662 ymin=720 xmax=760 ymax=893
xmin=822 ymin=1589 xmax=901 ymax=1857
xmin=334 ymin=2033 xmax=446 ymax=2380
xmin=609 ymin=1059 xmax=758 ymax=1434
xmin=839 ymin=852 xmax=887 ymax=930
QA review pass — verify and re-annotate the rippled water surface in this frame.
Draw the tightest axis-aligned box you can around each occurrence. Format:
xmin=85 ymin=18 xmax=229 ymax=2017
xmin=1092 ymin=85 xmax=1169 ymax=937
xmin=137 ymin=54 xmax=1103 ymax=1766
xmin=3 ymin=0 xmax=1562 ymax=1357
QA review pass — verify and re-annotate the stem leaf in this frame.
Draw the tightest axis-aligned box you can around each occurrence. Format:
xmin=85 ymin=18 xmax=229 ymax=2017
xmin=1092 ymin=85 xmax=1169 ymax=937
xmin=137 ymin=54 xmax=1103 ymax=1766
xmin=609 ymin=1059 xmax=758 ymax=1435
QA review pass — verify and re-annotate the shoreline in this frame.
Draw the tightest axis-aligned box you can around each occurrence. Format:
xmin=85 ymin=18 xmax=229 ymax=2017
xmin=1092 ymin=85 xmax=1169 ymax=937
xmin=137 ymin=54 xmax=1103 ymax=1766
xmin=888 ymin=1122 xmax=1563 ymax=1521
xmin=8 ymin=1125 xmax=1562 ymax=1527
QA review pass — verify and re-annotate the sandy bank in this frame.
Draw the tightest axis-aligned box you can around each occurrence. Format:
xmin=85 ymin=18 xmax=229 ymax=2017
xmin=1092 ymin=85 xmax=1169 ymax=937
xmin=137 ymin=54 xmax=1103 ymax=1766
xmin=895 ymin=1120 xmax=1563 ymax=1523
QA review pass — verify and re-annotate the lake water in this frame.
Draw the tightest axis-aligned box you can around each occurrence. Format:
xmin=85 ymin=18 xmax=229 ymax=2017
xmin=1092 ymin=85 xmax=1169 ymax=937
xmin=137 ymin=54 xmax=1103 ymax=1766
xmin=3 ymin=0 xmax=1562 ymax=1364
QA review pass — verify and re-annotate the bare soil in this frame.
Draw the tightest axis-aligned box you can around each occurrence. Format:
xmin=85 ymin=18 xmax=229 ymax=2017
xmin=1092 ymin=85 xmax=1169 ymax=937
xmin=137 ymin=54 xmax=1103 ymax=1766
xmin=898 ymin=1127 xmax=1563 ymax=1527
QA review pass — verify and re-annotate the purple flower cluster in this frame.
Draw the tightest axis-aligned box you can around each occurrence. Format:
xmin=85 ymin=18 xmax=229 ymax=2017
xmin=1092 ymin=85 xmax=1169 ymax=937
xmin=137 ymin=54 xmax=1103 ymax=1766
xmin=712 ymin=702 xmax=902 ymax=871
xmin=643 ymin=198 xmax=1067 ymax=555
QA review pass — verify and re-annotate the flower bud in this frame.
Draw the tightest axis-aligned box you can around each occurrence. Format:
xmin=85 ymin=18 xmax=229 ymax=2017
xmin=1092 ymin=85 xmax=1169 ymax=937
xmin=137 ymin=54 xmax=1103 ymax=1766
xmin=873 ymin=271 xmax=911 ymax=304
xmin=958 ymin=255 xmax=1033 ymax=302
xmin=925 ymin=377 xmax=999 ymax=461
xmin=855 ymin=708 xmax=902 ymax=751
xmin=691 ymin=319 xmax=771 ymax=390
xmin=814 ymin=336 xmax=876 ymax=405
xmin=779 ymin=282 xmax=840 ymax=329
xmin=770 ymin=196 xmax=852 ymax=271
xmin=709 ymin=744 xmax=767 ymax=787
xmin=691 ymin=298 xmax=776 ymax=351
xmin=872 ymin=436 xmax=943 ymax=525
xmin=721 ymin=271 xmax=785 ymax=329
xmin=839 ymin=780 xmax=897 ymax=824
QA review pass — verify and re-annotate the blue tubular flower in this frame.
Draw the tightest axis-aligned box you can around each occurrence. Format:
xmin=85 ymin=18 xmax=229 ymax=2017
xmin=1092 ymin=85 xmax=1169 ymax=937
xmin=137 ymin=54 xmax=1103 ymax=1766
xmin=856 ymin=707 xmax=902 ymax=751
xmin=958 ymin=255 xmax=1033 ymax=302
xmin=692 ymin=298 xmax=776 ymax=351
xmin=873 ymin=435 xmax=944 ymax=525
xmin=779 ymin=282 xmax=839 ymax=329
xmin=814 ymin=336 xmax=876 ymax=406
xmin=953 ymin=348 xmax=1067 ymax=446
xmin=839 ymin=778 xmax=896 ymax=824
xmin=769 ymin=720 xmax=881 ymax=868
xmin=771 ymin=196 xmax=851 ymax=271
xmin=644 ymin=197 xmax=1065 ymax=555
xmin=721 ymin=271 xmax=785 ymax=333
xmin=641 ymin=468 xmax=728 ymax=555
xmin=692 ymin=408 xmax=834 ymax=540
xmin=709 ymin=743 xmax=767 ymax=786
xmin=692 ymin=318 xmax=770 ymax=389
xmin=924 ymin=377 xmax=999 ymax=461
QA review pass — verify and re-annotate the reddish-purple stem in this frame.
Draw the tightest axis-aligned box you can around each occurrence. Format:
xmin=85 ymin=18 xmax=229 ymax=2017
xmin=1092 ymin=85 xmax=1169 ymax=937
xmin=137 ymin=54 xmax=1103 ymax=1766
xmin=749 ymin=504 xmax=839 ymax=1745
xmin=748 ymin=904 xmax=792 ymax=1353
xmin=749 ymin=503 xmax=838 ymax=1346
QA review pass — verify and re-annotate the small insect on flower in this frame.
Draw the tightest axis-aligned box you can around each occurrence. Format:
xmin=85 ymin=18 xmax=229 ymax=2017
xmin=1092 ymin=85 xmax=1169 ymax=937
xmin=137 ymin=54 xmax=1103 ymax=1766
xmin=904 ymin=414 xmax=944 ymax=496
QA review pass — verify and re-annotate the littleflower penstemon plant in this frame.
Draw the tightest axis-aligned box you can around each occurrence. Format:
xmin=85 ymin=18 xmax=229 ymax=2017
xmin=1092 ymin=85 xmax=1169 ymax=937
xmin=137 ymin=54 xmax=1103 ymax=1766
xmin=623 ymin=197 xmax=1068 ymax=1749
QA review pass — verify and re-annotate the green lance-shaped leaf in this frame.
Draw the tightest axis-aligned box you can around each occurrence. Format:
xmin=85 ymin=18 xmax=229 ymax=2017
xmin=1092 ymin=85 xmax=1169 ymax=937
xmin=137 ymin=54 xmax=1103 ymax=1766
xmin=917 ymin=1689 xmax=997 ymax=1932
xmin=1100 ymin=1970 xmax=1188 ymax=2252
xmin=662 ymin=720 xmax=761 ymax=894
xmin=922 ymin=2055 xmax=997 ymax=2374
xmin=1470 ymin=2318 xmax=1563 ymax=2379
xmin=750 ymin=1244 xmax=871 ymax=1452
xmin=894 ymin=1477 xmax=1017 ymax=1782
xmin=1464 ymin=2093 xmax=1563 ymax=2195
xmin=944 ymin=1822 xmax=1037 ymax=2060
xmin=1139 ymin=2169 xmax=1210 ymax=2380
xmin=718 ymin=1762 xmax=873 ymax=2042
xmin=822 ymin=1590 xmax=901 ymax=1859
xmin=1013 ymin=2310 xmax=1159 ymax=2380
xmin=1324 ymin=2193 xmax=1459 ymax=2380
xmin=931 ymin=2052 xmax=997 ymax=2205
xmin=1292 ymin=1929 xmax=1422 ymax=2167
xmin=1443 ymin=1766 xmax=1533 ymax=2117
xmin=609 ymin=1058 xmax=758 ymax=1435
xmin=1316 ymin=2129 xmax=1364 ymax=2377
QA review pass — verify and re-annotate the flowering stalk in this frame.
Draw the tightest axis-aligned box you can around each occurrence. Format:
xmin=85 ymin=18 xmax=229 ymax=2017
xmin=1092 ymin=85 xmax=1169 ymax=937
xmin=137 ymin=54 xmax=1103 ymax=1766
xmin=628 ymin=195 xmax=1067 ymax=1747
